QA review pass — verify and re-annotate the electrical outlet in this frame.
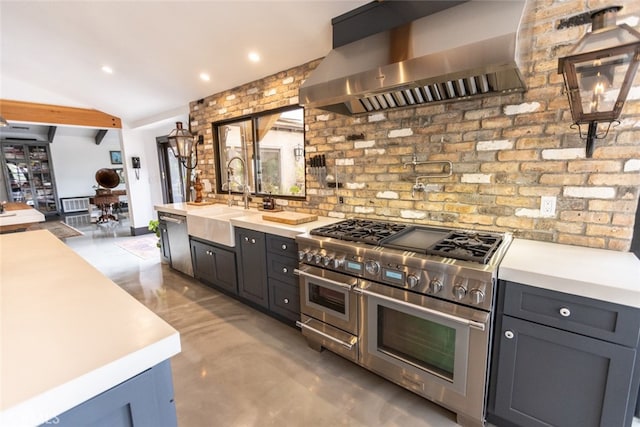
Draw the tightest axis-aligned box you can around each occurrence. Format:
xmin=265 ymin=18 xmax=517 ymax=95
xmin=540 ymin=196 xmax=556 ymax=217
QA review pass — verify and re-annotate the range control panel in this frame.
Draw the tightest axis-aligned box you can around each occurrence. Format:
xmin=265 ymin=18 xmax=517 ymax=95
xmin=297 ymin=245 xmax=492 ymax=310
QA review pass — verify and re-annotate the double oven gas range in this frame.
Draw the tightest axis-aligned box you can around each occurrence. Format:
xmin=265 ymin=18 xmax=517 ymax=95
xmin=294 ymin=219 xmax=512 ymax=427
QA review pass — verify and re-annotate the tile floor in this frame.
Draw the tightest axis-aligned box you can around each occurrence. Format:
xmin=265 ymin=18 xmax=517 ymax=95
xmin=63 ymin=219 xmax=460 ymax=427
xmin=61 ymin=217 xmax=640 ymax=427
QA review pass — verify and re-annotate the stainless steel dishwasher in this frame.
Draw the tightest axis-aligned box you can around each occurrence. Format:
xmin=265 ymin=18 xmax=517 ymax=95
xmin=159 ymin=212 xmax=193 ymax=277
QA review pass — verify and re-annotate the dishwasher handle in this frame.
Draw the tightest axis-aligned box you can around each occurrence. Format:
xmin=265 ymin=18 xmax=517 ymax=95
xmin=159 ymin=215 xmax=184 ymax=224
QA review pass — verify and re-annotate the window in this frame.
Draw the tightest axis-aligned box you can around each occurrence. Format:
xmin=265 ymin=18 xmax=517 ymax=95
xmin=214 ymin=106 xmax=305 ymax=198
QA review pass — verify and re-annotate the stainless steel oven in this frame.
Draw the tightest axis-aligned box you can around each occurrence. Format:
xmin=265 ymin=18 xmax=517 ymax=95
xmin=357 ymin=280 xmax=490 ymax=426
xmin=295 ymin=219 xmax=511 ymax=427
xmin=295 ymin=264 xmax=359 ymax=362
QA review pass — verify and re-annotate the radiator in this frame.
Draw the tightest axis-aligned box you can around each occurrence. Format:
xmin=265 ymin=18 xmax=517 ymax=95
xmin=61 ymin=197 xmax=90 ymax=213
xmin=64 ymin=214 xmax=92 ymax=227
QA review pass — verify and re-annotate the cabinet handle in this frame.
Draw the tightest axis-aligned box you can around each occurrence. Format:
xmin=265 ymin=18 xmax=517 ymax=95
xmin=281 ymin=244 xmax=287 ymax=250
xmin=505 ymin=330 xmax=514 ymax=339
xmin=282 ymin=267 xmax=288 ymax=273
xmin=251 ymin=238 xmax=256 ymax=244
xmin=283 ymin=298 xmax=289 ymax=304
xmin=559 ymin=307 xmax=571 ymax=317
xmin=244 ymin=237 xmax=249 ymax=242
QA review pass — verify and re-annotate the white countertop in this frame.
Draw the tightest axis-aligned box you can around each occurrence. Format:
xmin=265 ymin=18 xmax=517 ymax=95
xmin=0 ymin=230 xmax=181 ymax=426
xmin=499 ymin=239 xmax=640 ymax=308
xmin=231 ymin=213 xmax=341 ymax=239
xmin=154 ymin=202 xmax=222 ymax=216
xmin=0 ymin=207 xmax=44 ymax=227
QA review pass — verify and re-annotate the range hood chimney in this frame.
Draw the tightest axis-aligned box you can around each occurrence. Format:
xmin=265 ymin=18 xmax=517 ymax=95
xmin=299 ymin=0 xmax=528 ymax=116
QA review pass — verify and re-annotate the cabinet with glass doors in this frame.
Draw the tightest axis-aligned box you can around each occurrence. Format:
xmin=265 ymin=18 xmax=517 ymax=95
xmin=1 ymin=142 xmax=59 ymax=215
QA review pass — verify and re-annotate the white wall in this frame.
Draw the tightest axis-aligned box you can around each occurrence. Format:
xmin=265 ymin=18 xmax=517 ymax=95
xmin=120 ymin=127 xmax=165 ymax=231
xmin=49 ymin=129 xmax=124 ymax=198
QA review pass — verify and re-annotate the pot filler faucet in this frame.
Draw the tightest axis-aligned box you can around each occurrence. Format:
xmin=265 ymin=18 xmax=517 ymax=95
xmin=226 ymin=156 xmax=250 ymax=209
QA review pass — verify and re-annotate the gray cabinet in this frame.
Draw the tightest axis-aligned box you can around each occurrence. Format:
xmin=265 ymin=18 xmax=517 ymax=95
xmin=191 ymin=238 xmax=237 ymax=294
xmin=40 ymin=360 xmax=176 ymax=427
xmin=2 ymin=142 xmax=59 ymax=215
xmin=235 ymin=227 xmax=269 ymax=308
xmin=488 ymin=281 xmax=640 ymax=427
xmin=266 ymin=234 xmax=300 ymax=322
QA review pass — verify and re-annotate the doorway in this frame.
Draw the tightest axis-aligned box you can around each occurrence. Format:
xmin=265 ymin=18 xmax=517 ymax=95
xmin=156 ymin=136 xmax=186 ymax=204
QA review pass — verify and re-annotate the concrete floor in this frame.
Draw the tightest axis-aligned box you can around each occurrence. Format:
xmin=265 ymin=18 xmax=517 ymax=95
xmin=62 ymin=218 xmax=465 ymax=427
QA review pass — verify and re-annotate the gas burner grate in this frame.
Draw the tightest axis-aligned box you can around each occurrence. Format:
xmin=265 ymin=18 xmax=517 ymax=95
xmin=427 ymin=231 xmax=503 ymax=264
xmin=310 ymin=219 xmax=408 ymax=244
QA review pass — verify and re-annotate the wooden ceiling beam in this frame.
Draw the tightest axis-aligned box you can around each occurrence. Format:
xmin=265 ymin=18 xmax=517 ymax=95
xmin=0 ymin=99 xmax=122 ymax=129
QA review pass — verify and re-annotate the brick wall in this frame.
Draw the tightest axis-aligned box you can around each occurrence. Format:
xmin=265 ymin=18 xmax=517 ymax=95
xmin=190 ymin=0 xmax=640 ymax=252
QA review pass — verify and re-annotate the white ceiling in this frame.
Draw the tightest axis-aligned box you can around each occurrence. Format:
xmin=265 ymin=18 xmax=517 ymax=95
xmin=0 ymin=0 xmax=369 ymax=129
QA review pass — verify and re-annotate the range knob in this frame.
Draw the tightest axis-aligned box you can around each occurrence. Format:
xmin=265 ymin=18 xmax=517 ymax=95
xmin=332 ymin=257 xmax=345 ymax=269
xmin=364 ymin=260 xmax=380 ymax=275
xmin=407 ymin=274 xmax=420 ymax=288
xmin=297 ymin=250 xmax=306 ymax=261
xmin=453 ymin=285 xmax=467 ymax=300
xmin=470 ymin=289 xmax=485 ymax=305
xmin=322 ymin=255 xmax=332 ymax=267
xmin=428 ymin=278 xmax=443 ymax=294
xmin=305 ymin=251 xmax=315 ymax=262
xmin=314 ymin=253 xmax=323 ymax=264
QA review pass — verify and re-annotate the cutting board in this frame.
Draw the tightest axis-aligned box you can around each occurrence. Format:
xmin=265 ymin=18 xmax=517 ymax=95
xmin=262 ymin=212 xmax=318 ymax=225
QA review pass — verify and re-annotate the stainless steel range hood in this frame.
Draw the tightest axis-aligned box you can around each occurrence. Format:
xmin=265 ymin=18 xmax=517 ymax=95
xmin=299 ymin=0 xmax=528 ymax=116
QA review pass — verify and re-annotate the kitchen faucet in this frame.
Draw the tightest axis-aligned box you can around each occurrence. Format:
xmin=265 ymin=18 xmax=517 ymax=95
xmin=226 ymin=156 xmax=250 ymax=209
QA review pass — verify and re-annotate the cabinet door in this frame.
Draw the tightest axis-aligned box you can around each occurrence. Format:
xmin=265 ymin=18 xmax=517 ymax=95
xmin=191 ymin=240 xmax=215 ymax=282
xmin=211 ymin=245 xmax=237 ymax=294
xmin=268 ymin=278 xmax=300 ymax=322
xmin=191 ymin=240 xmax=238 ymax=294
xmin=236 ymin=228 xmax=269 ymax=308
xmin=494 ymin=315 xmax=636 ymax=427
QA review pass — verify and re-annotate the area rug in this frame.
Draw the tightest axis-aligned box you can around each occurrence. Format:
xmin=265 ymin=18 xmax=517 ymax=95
xmin=27 ymin=221 xmax=84 ymax=239
xmin=115 ymin=235 xmax=160 ymax=260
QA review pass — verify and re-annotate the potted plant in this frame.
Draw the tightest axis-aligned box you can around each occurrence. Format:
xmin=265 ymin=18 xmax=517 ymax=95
xmin=148 ymin=219 xmax=160 ymax=248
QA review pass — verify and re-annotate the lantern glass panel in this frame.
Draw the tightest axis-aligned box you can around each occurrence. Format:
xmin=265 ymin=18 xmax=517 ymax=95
xmin=575 ymin=52 xmax=633 ymax=115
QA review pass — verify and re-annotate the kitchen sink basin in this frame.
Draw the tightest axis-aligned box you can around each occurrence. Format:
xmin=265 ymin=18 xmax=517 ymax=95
xmin=187 ymin=205 xmax=250 ymax=247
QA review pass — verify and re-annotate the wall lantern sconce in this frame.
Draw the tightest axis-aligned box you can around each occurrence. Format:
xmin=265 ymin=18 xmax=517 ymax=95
xmin=558 ymin=6 xmax=640 ymax=157
xmin=168 ymin=121 xmax=198 ymax=169
xmin=293 ymin=144 xmax=304 ymax=160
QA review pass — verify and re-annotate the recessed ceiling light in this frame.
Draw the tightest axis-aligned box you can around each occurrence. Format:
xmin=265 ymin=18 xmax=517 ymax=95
xmin=199 ymin=72 xmax=210 ymax=82
xmin=248 ymin=52 xmax=260 ymax=63
xmin=101 ymin=65 xmax=113 ymax=74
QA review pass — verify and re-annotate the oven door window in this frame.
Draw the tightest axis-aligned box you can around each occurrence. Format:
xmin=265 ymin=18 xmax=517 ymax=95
xmin=378 ymin=306 xmax=455 ymax=380
xmin=368 ymin=297 xmax=469 ymax=393
xmin=307 ymin=281 xmax=348 ymax=320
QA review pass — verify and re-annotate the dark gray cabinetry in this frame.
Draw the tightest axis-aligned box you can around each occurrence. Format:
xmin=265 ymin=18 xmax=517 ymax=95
xmin=488 ymin=281 xmax=640 ymax=427
xmin=191 ymin=238 xmax=237 ymax=294
xmin=266 ymin=234 xmax=300 ymax=322
xmin=235 ymin=227 xmax=269 ymax=308
xmin=40 ymin=360 xmax=176 ymax=427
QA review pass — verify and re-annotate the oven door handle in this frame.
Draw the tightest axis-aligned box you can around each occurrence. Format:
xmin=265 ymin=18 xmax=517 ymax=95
xmin=295 ymin=319 xmax=356 ymax=350
xmin=355 ymin=287 xmax=486 ymax=331
xmin=293 ymin=268 xmax=356 ymax=290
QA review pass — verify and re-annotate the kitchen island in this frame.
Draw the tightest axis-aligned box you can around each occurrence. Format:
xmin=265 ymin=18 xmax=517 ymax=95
xmin=0 ymin=202 xmax=45 ymax=233
xmin=0 ymin=230 xmax=181 ymax=426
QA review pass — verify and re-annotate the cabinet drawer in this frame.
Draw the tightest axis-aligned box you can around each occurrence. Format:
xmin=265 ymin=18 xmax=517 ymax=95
xmin=266 ymin=234 xmax=297 ymax=258
xmin=267 ymin=253 xmax=298 ymax=284
xmin=268 ymin=278 xmax=300 ymax=322
xmin=503 ymin=281 xmax=640 ymax=347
